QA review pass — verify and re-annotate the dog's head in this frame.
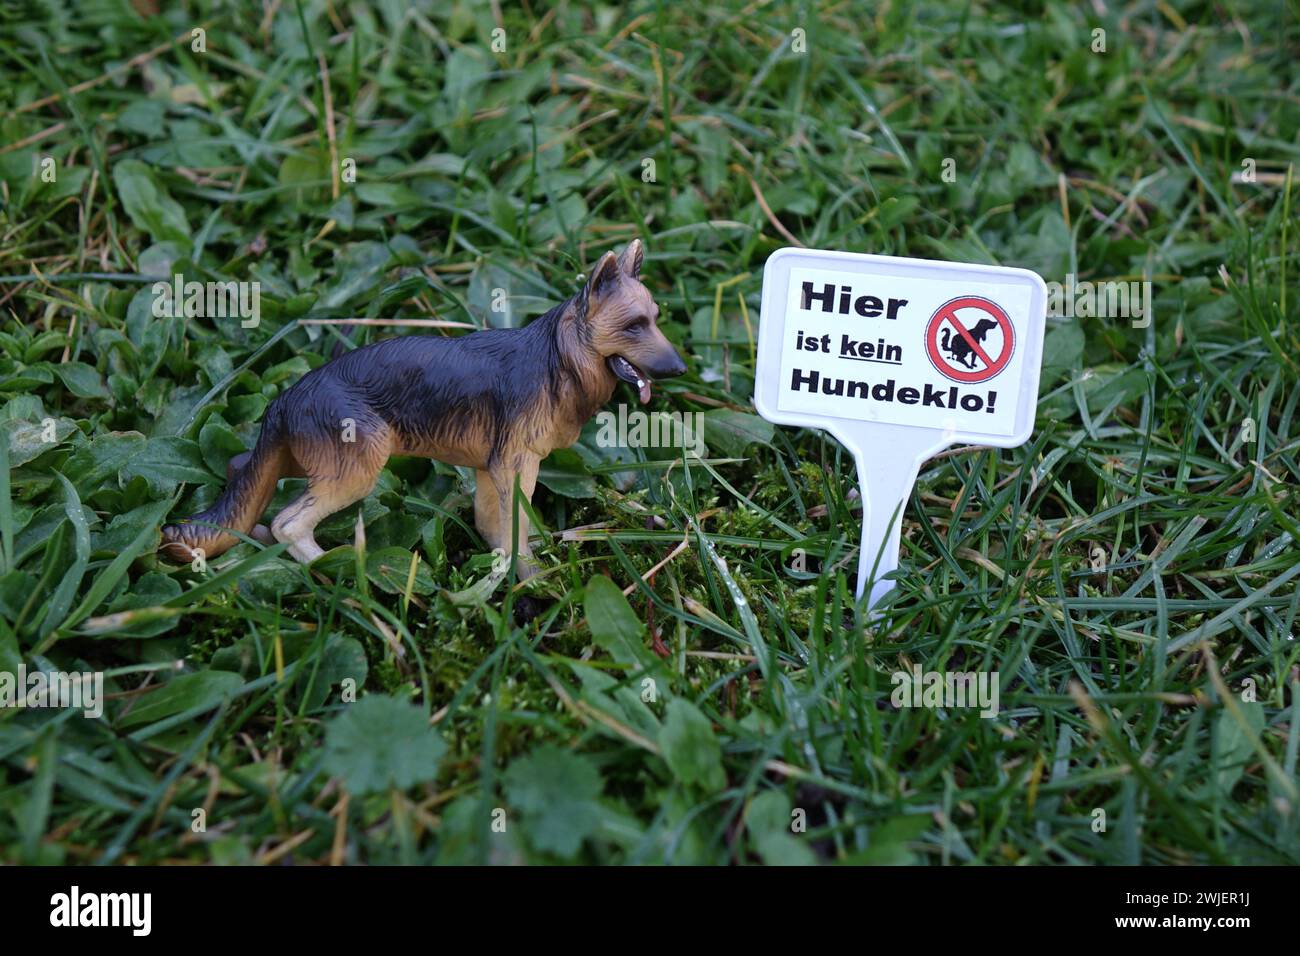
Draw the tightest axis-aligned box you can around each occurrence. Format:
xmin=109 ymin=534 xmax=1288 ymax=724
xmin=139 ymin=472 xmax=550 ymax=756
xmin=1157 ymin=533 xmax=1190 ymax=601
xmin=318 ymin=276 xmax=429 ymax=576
xmin=579 ymin=239 xmax=686 ymax=403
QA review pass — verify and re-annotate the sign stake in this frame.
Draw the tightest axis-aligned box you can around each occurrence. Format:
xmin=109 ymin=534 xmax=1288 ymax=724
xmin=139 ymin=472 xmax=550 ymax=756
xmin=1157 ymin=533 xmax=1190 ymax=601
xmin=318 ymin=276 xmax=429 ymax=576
xmin=754 ymin=249 xmax=1047 ymax=608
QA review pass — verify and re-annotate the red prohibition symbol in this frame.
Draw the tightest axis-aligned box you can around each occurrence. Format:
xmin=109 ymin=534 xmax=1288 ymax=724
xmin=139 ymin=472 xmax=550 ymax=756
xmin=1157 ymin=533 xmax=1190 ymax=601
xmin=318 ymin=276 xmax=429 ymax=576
xmin=924 ymin=296 xmax=1015 ymax=384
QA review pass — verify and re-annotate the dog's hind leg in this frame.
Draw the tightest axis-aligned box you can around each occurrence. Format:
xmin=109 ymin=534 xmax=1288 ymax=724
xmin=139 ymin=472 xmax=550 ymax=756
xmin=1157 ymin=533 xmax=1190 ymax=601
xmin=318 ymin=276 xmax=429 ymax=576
xmin=273 ymin=426 xmax=391 ymax=563
xmin=227 ymin=450 xmax=283 ymax=545
xmin=271 ymin=491 xmax=327 ymax=563
xmin=272 ymin=470 xmax=384 ymax=562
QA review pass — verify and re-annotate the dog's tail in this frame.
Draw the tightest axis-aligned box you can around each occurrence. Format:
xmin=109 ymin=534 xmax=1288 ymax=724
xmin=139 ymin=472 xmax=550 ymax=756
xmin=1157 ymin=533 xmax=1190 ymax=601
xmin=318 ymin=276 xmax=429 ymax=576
xmin=160 ymin=428 xmax=286 ymax=563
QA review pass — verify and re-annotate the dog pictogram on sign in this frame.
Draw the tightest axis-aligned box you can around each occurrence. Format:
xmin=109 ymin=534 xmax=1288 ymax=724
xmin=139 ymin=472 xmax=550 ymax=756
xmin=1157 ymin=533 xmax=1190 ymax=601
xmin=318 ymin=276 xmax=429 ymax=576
xmin=925 ymin=296 xmax=1016 ymax=383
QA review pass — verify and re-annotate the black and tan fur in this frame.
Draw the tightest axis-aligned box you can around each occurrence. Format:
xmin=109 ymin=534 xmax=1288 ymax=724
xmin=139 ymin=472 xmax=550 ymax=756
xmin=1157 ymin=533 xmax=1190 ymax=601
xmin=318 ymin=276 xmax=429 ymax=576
xmin=159 ymin=240 xmax=684 ymax=576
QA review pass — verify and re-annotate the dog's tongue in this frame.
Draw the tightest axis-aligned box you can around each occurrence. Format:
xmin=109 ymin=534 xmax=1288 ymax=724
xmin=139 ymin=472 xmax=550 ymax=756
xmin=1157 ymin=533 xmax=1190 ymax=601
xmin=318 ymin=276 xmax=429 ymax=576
xmin=609 ymin=356 xmax=651 ymax=404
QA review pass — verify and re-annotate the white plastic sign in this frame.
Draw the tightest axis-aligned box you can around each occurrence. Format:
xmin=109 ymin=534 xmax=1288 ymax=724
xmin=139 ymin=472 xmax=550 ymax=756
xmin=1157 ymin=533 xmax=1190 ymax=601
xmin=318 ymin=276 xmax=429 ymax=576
xmin=754 ymin=248 xmax=1047 ymax=607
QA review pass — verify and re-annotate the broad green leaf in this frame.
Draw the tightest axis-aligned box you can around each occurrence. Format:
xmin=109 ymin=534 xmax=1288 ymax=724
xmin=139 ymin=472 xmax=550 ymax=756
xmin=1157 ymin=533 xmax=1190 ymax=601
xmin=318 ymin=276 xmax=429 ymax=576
xmin=584 ymin=575 xmax=653 ymax=668
xmin=503 ymin=745 xmax=602 ymax=859
xmin=319 ymin=242 xmax=393 ymax=309
xmin=116 ymin=99 xmax=165 ymax=136
xmin=300 ymin=634 xmax=368 ymax=711
xmin=62 ymin=431 xmax=147 ymax=495
xmin=46 ymin=361 xmax=107 ymax=400
xmin=112 ymin=159 xmax=191 ymax=247
xmin=277 ymin=150 xmax=328 ymax=208
xmin=570 ymin=662 xmax=662 ymax=740
xmin=703 ymin=408 xmax=773 ymax=457
xmin=0 ymin=625 xmax=20 ymax=676
xmin=536 ymin=447 xmax=596 ymax=498
xmin=46 ymin=497 xmax=172 ymax=646
xmin=1213 ymin=703 xmax=1265 ymax=796
xmin=354 ymin=182 xmax=425 ymax=208
xmin=434 ymin=795 xmax=526 ymax=865
xmin=658 ymin=698 xmax=725 ymax=791
xmin=97 ymin=571 xmax=183 ymax=638
xmin=37 ymin=473 xmax=90 ymax=638
xmin=120 ymin=437 xmax=215 ymax=494
xmin=5 ymin=417 xmax=77 ymax=467
xmin=746 ymin=790 xmax=816 ymax=866
xmin=116 ymin=671 xmax=243 ymax=729
xmin=366 ymin=546 xmax=436 ymax=595
xmin=322 ymin=694 xmax=446 ymax=795
xmin=197 ymin=417 xmax=245 ymax=477
xmin=841 ymin=815 xmax=932 ymax=865
xmin=1040 ymin=319 xmax=1084 ymax=386
xmin=49 ymin=362 xmax=110 ymax=400
xmin=443 ymin=560 xmax=508 ymax=607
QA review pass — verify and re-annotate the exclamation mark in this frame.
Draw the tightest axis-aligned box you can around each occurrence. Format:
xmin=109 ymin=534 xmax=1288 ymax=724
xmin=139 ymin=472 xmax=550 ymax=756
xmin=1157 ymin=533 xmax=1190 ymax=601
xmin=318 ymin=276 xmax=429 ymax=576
xmin=986 ymin=390 xmax=997 ymax=413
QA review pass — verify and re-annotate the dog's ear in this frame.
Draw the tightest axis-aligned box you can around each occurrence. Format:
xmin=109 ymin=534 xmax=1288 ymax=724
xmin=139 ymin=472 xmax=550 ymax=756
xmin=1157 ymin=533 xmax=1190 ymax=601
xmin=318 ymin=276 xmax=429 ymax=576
xmin=585 ymin=250 xmax=622 ymax=300
xmin=617 ymin=238 xmax=644 ymax=279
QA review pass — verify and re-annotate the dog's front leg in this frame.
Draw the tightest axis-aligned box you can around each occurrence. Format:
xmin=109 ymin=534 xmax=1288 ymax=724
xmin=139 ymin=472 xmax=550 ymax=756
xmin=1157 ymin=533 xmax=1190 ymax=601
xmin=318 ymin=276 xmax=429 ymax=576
xmin=475 ymin=456 xmax=540 ymax=579
xmin=474 ymin=468 xmax=504 ymax=555
xmin=506 ymin=455 xmax=541 ymax=579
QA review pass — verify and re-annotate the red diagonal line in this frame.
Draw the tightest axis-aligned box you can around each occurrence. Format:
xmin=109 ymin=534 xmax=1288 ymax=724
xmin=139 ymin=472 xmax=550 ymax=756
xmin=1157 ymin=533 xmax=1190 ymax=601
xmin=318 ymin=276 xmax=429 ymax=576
xmin=941 ymin=307 xmax=998 ymax=370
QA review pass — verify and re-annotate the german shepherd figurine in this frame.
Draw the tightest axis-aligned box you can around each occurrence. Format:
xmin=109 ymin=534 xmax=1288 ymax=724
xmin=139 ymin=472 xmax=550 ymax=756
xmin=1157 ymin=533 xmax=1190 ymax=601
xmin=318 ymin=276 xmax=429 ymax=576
xmin=159 ymin=240 xmax=685 ymax=578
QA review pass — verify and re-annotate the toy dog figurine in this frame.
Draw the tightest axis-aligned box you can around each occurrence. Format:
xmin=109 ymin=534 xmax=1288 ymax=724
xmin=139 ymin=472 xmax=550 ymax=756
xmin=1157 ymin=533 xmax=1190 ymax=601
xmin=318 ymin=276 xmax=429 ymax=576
xmin=160 ymin=239 xmax=685 ymax=577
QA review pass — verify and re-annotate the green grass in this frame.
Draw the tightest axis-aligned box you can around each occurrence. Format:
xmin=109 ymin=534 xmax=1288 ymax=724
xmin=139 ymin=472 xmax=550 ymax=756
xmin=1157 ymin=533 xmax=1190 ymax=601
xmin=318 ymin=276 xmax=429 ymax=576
xmin=1 ymin=0 xmax=1298 ymax=865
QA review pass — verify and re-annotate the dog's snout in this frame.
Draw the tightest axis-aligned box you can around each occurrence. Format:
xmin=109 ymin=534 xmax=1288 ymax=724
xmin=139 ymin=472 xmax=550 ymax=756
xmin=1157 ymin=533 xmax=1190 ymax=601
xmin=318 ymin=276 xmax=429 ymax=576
xmin=647 ymin=350 xmax=687 ymax=379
